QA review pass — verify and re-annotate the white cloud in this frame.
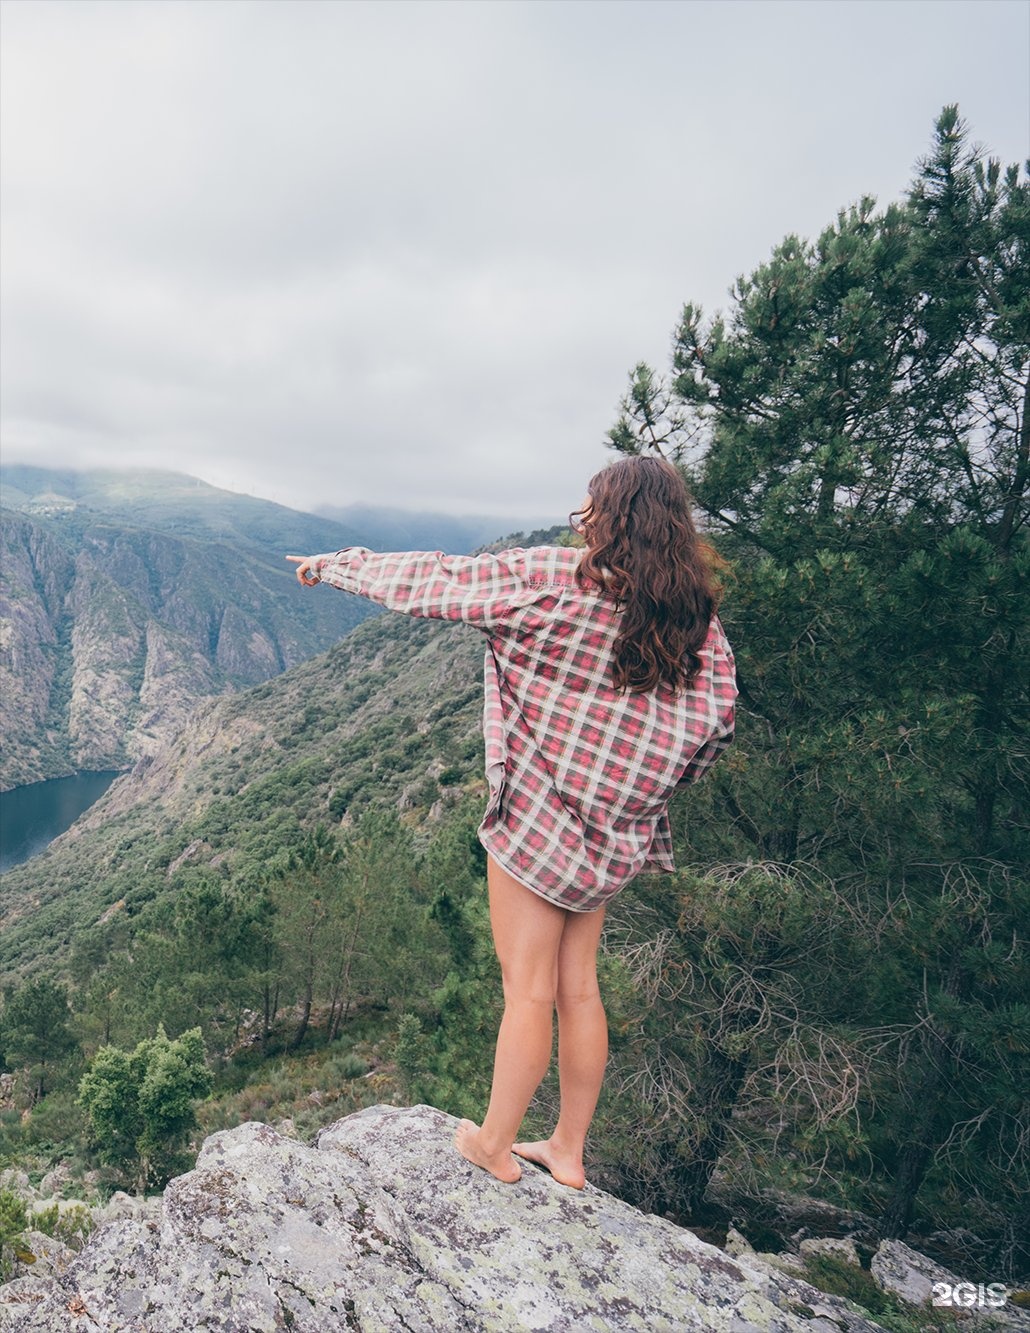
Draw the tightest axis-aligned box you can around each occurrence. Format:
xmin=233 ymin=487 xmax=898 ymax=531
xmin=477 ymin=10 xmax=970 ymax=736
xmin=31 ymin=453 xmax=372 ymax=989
xmin=2 ymin=0 xmax=1027 ymax=518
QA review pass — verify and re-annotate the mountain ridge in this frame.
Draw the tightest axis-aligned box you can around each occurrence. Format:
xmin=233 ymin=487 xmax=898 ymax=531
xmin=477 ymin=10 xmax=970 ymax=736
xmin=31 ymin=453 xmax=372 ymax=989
xmin=0 ymin=464 xmax=549 ymax=793
xmin=0 ymin=503 xmax=376 ymax=790
xmin=1 ymin=464 xmax=553 ymax=555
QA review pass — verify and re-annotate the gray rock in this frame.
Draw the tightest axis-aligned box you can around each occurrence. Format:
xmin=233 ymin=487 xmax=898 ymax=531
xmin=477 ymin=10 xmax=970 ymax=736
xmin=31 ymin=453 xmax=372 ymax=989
xmin=7 ymin=1232 xmax=75 ymax=1280
xmin=35 ymin=1169 xmax=68 ymax=1202
xmin=755 ymin=1251 xmax=808 ymax=1275
xmin=96 ymin=1190 xmax=161 ymax=1225
xmin=721 ymin=1231 xmax=807 ymax=1275
xmin=26 ymin=1199 xmax=88 ymax=1220
xmin=0 ymin=1171 xmax=31 ymax=1198
xmin=799 ymin=1236 xmax=862 ymax=1267
xmin=724 ymin=1225 xmax=755 ymax=1256
xmin=0 ymin=1278 xmax=53 ymax=1324
xmin=871 ymin=1236 xmax=958 ymax=1306
xmin=26 ymin=1199 xmax=89 ymax=1226
xmin=871 ymin=1239 xmax=1030 ymax=1331
xmin=724 ymin=1186 xmax=880 ymax=1248
xmin=0 ymin=1104 xmax=892 ymax=1332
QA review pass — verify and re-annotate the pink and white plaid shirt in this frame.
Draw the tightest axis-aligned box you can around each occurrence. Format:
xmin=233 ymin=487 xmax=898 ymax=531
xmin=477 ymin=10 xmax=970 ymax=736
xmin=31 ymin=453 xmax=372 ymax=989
xmin=311 ymin=544 xmax=737 ymax=912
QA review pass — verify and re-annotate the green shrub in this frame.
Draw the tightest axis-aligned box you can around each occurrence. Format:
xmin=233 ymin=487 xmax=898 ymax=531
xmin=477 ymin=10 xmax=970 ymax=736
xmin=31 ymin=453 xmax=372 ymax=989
xmin=22 ymin=1090 xmax=87 ymax=1152
xmin=323 ymin=1052 xmax=369 ymax=1083
xmin=0 ymin=1189 xmax=28 ymax=1280
xmin=78 ymin=1025 xmax=211 ymax=1190
xmin=28 ymin=1200 xmax=94 ymax=1249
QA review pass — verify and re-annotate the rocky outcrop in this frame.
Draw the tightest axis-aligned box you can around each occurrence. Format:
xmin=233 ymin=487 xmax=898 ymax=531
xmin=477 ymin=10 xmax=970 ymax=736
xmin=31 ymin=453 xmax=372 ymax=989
xmin=0 ymin=1104 xmax=941 ymax=1332
xmin=870 ymin=1239 xmax=1029 ymax=1326
xmin=726 ymin=1229 xmax=1030 ymax=1333
xmin=0 ymin=514 xmax=76 ymax=788
xmin=0 ymin=506 xmax=371 ymax=790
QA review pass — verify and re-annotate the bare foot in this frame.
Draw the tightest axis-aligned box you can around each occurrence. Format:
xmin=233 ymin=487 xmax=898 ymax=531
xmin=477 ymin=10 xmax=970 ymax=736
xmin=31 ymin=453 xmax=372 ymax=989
xmin=512 ymin=1137 xmax=586 ymax=1189
xmin=454 ymin=1119 xmax=522 ymax=1183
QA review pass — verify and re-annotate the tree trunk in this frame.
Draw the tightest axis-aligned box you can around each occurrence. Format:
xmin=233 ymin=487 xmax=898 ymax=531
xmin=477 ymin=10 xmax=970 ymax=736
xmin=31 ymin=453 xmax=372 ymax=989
xmin=880 ymin=952 xmax=966 ymax=1238
xmin=330 ymin=909 xmax=365 ymax=1043
xmin=881 ymin=1134 xmax=935 ymax=1238
xmin=879 ymin=1050 xmax=948 ymax=1238
xmin=262 ymin=980 xmax=281 ymax=1053
xmin=290 ymin=984 xmax=313 ymax=1052
xmin=681 ymin=1047 xmax=751 ymax=1216
xmin=326 ymin=989 xmax=341 ymax=1045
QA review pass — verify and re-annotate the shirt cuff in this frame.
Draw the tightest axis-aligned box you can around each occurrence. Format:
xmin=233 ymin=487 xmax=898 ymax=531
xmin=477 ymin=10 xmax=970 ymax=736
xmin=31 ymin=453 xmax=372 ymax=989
xmin=310 ymin=551 xmax=346 ymax=578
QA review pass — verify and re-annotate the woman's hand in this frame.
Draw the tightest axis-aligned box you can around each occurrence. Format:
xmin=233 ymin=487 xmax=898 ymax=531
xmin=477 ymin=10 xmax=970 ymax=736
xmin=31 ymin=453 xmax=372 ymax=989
xmin=286 ymin=555 xmax=321 ymax=586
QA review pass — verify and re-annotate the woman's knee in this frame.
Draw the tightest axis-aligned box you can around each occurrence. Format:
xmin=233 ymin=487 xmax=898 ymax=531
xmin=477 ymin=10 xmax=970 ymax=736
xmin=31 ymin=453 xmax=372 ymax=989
xmin=498 ymin=960 xmax=558 ymax=1009
xmin=555 ymin=972 xmax=602 ymax=1011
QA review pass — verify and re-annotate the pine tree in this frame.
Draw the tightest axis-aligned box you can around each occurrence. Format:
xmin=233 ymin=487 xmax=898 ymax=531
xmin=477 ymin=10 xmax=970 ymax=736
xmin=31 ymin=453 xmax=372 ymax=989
xmin=1 ymin=978 xmax=78 ymax=1102
xmin=607 ymin=106 xmax=1029 ymax=1266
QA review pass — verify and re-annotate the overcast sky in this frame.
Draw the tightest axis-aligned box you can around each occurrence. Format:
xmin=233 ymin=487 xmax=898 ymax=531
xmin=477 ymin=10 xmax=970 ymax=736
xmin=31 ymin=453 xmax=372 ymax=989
xmin=1 ymin=0 xmax=1027 ymax=522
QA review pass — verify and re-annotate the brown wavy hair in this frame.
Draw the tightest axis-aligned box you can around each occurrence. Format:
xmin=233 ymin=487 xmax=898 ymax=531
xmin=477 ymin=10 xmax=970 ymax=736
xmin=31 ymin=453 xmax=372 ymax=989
xmin=571 ymin=456 xmax=723 ymax=694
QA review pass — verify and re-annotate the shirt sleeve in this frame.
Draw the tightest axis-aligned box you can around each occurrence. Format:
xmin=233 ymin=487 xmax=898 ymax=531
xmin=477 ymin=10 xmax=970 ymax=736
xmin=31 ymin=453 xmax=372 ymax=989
xmin=308 ymin=547 xmax=530 ymax=630
xmin=678 ymin=621 xmax=738 ymax=787
xmin=676 ymin=721 xmax=735 ymax=788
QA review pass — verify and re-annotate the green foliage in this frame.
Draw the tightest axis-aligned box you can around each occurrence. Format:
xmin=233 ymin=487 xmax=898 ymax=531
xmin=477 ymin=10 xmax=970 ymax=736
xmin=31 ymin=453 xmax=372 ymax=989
xmin=26 ymin=1199 xmax=94 ymax=1250
xmin=1 ymin=978 xmax=79 ymax=1101
xmin=595 ymin=864 xmax=862 ymax=1218
xmin=77 ymin=1026 xmax=211 ymax=1190
xmin=21 ymin=1089 xmax=88 ymax=1153
xmin=392 ymin=1013 xmax=432 ymax=1104
xmin=0 ymin=1189 xmax=28 ymax=1279
xmin=352 ymin=803 xmax=501 ymax=1119
xmin=195 ymin=1037 xmax=383 ymax=1143
xmin=603 ymin=105 xmax=1029 ymax=1267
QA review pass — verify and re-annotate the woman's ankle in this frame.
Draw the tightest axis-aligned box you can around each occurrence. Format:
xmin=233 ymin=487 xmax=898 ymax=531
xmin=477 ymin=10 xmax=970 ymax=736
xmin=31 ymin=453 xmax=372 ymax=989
xmin=477 ymin=1119 xmax=516 ymax=1157
xmin=549 ymin=1126 xmax=586 ymax=1161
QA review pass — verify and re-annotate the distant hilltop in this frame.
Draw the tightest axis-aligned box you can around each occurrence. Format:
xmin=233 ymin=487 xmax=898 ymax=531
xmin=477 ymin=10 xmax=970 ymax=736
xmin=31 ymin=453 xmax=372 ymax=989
xmin=0 ymin=464 xmax=559 ymax=554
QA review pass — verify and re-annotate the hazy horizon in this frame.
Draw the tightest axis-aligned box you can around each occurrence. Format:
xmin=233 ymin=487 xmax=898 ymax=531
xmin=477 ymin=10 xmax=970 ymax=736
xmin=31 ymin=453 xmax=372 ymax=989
xmin=0 ymin=459 xmax=563 ymax=531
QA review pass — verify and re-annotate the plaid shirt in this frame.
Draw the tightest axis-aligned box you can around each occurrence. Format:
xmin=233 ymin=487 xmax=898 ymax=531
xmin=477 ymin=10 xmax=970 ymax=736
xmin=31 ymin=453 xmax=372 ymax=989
xmin=311 ymin=545 xmax=737 ymax=912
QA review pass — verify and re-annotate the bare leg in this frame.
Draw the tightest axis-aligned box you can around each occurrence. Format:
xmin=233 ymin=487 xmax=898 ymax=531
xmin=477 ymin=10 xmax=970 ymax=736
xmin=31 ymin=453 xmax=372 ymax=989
xmin=513 ymin=904 xmax=607 ymax=1188
xmin=454 ymin=855 xmax=566 ymax=1183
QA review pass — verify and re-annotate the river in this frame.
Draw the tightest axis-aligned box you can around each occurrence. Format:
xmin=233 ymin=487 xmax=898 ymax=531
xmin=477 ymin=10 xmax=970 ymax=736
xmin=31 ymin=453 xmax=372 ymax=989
xmin=0 ymin=770 xmax=122 ymax=873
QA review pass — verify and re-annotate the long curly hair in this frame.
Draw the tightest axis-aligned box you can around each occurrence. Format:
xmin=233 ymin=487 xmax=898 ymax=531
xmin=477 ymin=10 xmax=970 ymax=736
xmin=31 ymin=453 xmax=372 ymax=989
xmin=572 ymin=456 xmax=724 ymax=694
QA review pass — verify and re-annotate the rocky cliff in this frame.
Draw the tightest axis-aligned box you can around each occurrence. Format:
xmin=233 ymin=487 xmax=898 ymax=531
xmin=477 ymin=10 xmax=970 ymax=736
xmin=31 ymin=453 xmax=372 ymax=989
xmin=6 ymin=1103 xmax=1011 ymax=1333
xmin=0 ymin=504 xmax=373 ymax=790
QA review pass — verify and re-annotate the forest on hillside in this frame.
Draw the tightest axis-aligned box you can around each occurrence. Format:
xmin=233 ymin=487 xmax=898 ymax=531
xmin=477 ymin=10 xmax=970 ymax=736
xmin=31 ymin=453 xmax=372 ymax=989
xmin=1 ymin=107 xmax=1027 ymax=1292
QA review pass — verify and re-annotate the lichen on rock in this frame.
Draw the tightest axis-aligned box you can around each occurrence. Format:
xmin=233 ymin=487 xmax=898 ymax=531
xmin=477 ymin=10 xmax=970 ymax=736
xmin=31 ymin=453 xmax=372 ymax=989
xmin=0 ymin=1104 xmax=911 ymax=1331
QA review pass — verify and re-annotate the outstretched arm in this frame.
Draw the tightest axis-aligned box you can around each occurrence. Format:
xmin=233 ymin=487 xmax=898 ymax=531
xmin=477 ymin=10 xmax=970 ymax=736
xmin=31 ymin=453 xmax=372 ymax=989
xmin=286 ymin=547 xmax=530 ymax=630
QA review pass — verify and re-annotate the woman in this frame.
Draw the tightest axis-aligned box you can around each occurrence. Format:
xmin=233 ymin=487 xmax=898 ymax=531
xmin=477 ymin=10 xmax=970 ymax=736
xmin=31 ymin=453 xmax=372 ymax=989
xmin=288 ymin=455 xmax=737 ymax=1188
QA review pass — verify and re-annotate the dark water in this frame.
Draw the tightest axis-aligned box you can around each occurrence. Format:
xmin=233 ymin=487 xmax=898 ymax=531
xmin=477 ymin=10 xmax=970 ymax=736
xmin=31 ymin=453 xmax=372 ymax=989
xmin=0 ymin=770 xmax=122 ymax=873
